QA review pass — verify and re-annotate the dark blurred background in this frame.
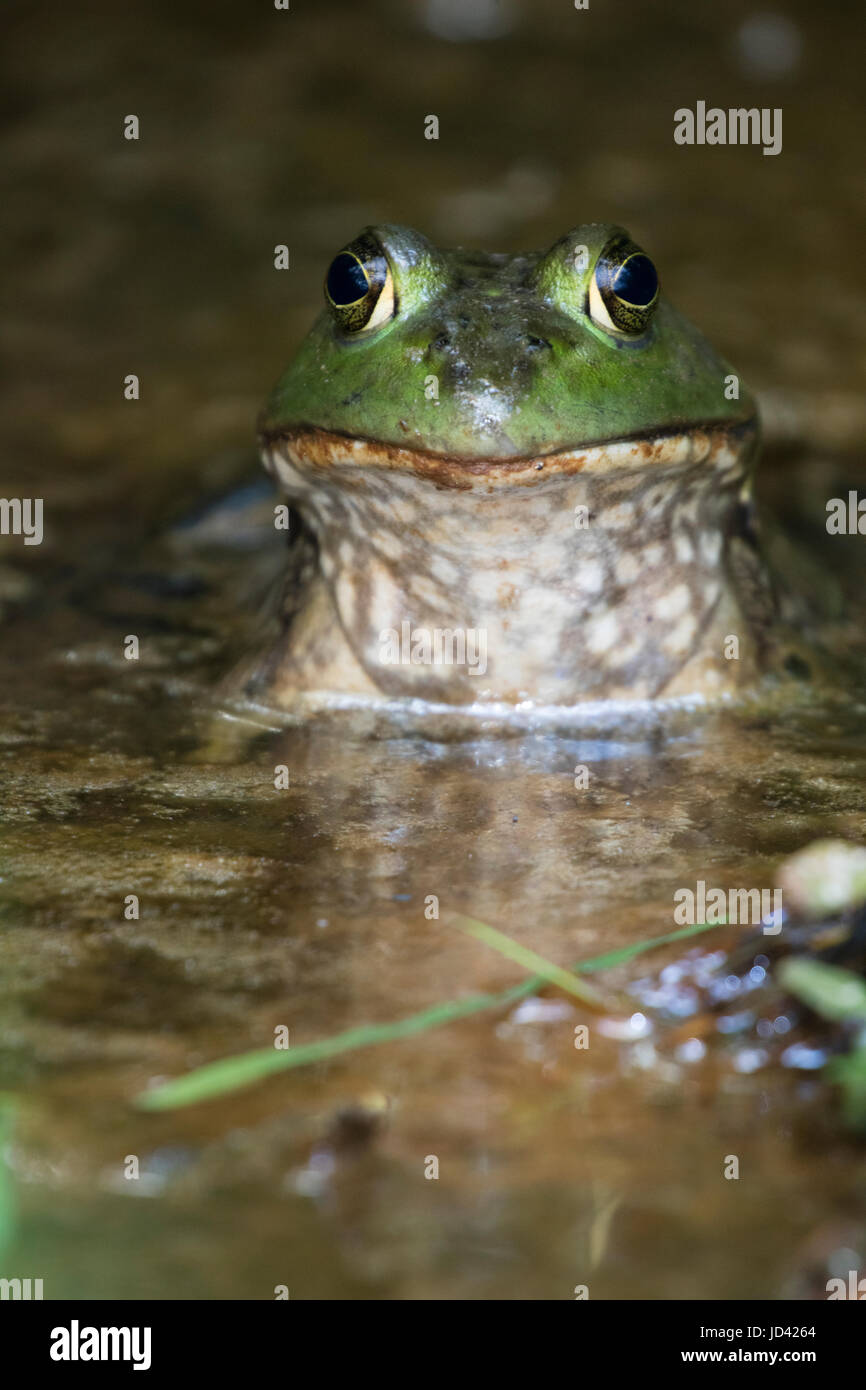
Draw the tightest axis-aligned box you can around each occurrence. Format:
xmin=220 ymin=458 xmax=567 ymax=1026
xmin=2 ymin=0 xmax=866 ymax=1302
xmin=2 ymin=0 xmax=864 ymax=557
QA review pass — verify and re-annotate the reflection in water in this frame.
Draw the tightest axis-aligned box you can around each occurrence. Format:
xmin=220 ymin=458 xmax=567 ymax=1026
xmin=2 ymin=670 xmax=866 ymax=1295
xmin=1 ymin=0 xmax=866 ymax=1302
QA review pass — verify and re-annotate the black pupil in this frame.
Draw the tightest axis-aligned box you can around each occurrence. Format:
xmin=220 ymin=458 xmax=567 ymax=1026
xmin=613 ymin=254 xmax=657 ymax=306
xmin=327 ymin=253 xmax=369 ymax=305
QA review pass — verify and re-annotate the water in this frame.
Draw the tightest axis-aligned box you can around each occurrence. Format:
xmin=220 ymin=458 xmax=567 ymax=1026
xmin=2 ymin=0 xmax=865 ymax=1301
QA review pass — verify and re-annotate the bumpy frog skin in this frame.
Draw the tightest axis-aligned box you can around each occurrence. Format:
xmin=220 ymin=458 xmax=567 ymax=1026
xmin=246 ymin=222 xmax=785 ymax=712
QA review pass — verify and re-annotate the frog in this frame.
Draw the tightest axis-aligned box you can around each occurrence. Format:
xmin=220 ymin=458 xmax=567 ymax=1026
xmin=236 ymin=222 xmax=812 ymax=714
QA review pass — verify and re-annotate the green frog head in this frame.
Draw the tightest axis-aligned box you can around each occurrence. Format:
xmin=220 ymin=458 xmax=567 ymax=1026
xmin=252 ymin=224 xmax=773 ymax=710
xmin=260 ymin=222 xmax=754 ymax=460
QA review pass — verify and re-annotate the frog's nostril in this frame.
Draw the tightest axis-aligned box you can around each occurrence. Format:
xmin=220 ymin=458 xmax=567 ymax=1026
xmin=431 ymin=332 xmax=451 ymax=350
xmin=525 ymin=335 xmax=552 ymax=351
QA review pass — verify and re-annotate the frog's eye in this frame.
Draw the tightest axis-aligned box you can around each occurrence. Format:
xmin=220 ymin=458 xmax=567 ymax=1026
xmin=588 ymin=239 xmax=659 ymax=336
xmin=324 ymin=233 xmax=396 ymax=335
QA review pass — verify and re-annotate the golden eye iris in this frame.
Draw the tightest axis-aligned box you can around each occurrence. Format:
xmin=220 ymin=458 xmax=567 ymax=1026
xmin=324 ymin=233 xmax=396 ymax=334
xmin=588 ymin=239 xmax=659 ymax=336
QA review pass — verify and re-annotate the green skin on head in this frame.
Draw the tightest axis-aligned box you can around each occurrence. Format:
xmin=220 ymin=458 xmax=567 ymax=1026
xmin=259 ymin=223 xmax=754 ymax=460
xmin=241 ymin=224 xmax=802 ymax=714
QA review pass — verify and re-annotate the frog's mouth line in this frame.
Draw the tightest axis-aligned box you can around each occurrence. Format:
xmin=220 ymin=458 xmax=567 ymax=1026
xmin=260 ymin=415 xmax=759 ymax=490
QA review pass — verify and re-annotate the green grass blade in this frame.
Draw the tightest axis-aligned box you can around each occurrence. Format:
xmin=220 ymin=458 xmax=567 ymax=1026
xmin=450 ymin=913 xmax=609 ymax=1009
xmin=0 ymin=1094 xmax=18 ymax=1261
xmin=135 ymin=917 xmax=719 ymax=1111
xmin=778 ymin=957 xmax=866 ymax=1024
xmin=136 ymin=980 xmax=534 ymax=1112
xmin=573 ymin=918 xmax=722 ymax=973
xmin=828 ymin=1047 xmax=866 ymax=1129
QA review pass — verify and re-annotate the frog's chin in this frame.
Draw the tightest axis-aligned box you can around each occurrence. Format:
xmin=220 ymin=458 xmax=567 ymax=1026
xmin=245 ymin=410 xmax=777 ymax=709
xmin=261 ymin=415 xmax=758 ymax=489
